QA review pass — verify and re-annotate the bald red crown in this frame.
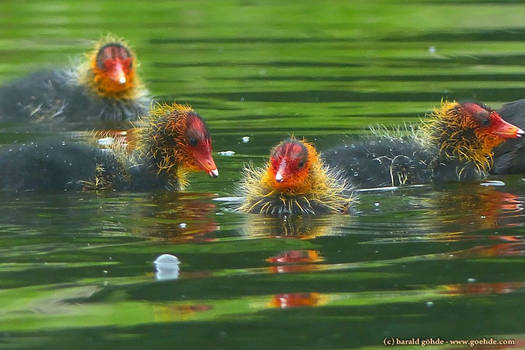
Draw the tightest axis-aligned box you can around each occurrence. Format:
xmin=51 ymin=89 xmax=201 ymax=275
xmin=459 ymin=102 xmax=523 ymax=139
xmin=96 ymin=43 xmax=132 ymax=69
xmin=184 ymin=114 xmax=218 ymax=177
xmin=267 ymin=139 xmax=312 ymax=188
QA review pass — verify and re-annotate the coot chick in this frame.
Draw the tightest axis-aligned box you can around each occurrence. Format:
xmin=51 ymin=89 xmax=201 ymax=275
xmin=239 ymin=138 xmax=353 ymax=216
xmin=324 ymin=101 xmax=523 ymax=188
xmin=0 ymin=103 xmax=218 ymax=192
xmin=0 ymin=35 xmax=149 ymax=123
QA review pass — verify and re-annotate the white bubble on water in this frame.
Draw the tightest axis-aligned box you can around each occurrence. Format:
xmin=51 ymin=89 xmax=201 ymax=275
xmin=98 ymin=137 xmax=114 ymax=146
xmin=154 ymin=254 xmax=181 ymax=281
xmin=480 ymin=180 xmax=505 ymax=187
xmin=219 ymin=151 xmax=236 ymax=156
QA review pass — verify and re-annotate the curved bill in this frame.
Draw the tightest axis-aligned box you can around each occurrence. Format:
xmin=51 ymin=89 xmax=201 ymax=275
xmin=111 ymin=62 xmax=127 ymax=85
xmin=195 ymin=154 xmax=219 ymax=178
xmin=492 ymin=116 xmax=524 ymax=139
xmin=275 ymin=159 xmax=286 ymax=183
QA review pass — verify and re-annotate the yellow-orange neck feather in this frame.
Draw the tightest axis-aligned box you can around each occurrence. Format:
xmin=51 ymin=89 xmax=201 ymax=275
xmin=418 ymin=101 xmax=496 ymax=172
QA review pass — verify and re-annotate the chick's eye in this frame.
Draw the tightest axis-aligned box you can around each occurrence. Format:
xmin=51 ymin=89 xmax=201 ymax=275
xmin=482 ymin=119 xmax=490 ymax=126
xmin=189 ymin=138 xmax=198 ymax=147
xmin=128 ymin=62 xmax=133 ymax=70
xmin=298 ymin=160 xmax=305 ymax=169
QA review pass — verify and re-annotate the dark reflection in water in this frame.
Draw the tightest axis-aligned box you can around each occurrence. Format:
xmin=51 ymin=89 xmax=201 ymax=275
xmin=242 ymin=214 xmax=345 ymax=239
xmin=129 ymin=192 xmax=219 ymax=242
xmin=423 ymin=184 xmax=524 ymax=233
xmin=186 ymin=88 xmax=525 ymax=104
xmin=384 ymin=28 xmax=525 ymax=42
xmin=153 ymin=60 xmax=363 ymax=69
xmin=451 ymin=242 xmax=525 ymax=259
xmin=217 ymin=73 xmax=525 ymax=83
xmin=266 ymin=249 xmax=323 ymax=264
xmin=150 ymin=37 xmax=360 ymax=44
xmin=389 ymin=54 xmax=525 ymax=69
xmin=443 ymin=281 xmax=525 ymax=296
xmin=268 ymin=292 xmax=327 ymax=309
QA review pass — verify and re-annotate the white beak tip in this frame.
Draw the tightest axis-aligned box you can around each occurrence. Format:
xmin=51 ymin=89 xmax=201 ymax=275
xmin=517 ymin=128 xmax=524 ymax=137
xmin=209 ymin=169 xmax=219 ymax=177
xmin=119 ymin=76 xmax=126 ymax=84
xmin=275 ymin=173 xmax=283 ymax=182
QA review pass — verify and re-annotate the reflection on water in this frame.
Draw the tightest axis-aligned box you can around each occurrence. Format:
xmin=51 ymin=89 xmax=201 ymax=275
xmin=152 ymin=303 xmax=212 ymax=322
xmin=242 ymin=214 xmax=345 ymax=239
xmin=266 ymin=250 xmax=323 ymax=264
xmin=131 ymin=192 xmax=219 ymax=242
xmin=443 ymin=282 xmax=525 ymax=296
xmin=2 ymin=156 xmax=525 ymax=350
xmin=268 ymin=292 xmax=327 ymax=309
xmin=426 ymin=185 xmax=524 ymax=232
xmin=451 ymin=243 xmax=525 ymax=259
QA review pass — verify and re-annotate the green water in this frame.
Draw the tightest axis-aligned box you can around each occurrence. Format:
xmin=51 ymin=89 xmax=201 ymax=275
xmin=2 ymin=1 xmax=525 ymax=349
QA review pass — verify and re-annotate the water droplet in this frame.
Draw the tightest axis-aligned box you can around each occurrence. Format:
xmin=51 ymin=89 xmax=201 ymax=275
xmin=480 ymin=180 xmax=505 ymax=187
xmin=154 ymin=254 xmax=181 ymax=281
xmin=242 ymin=136 xmax=250 ymax=143
xmin=219 ymin=151 xmax=235 ymax=156
xmin=179 ymin=223 xmax=187 ymax=229
xmin=98 ymin=137 xmax=114 ymax=146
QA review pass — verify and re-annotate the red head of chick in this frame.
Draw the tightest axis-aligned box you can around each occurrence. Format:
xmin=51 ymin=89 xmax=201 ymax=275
xmin=419 ymin=101 xmax=523 ymax=172
xmin=79 ymin=36 xmax=145 ymax=100
xmin=136 ymin=103 xmax=218 ymax=190
xmin=239 ymin=138 xmax=353 ymax=216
